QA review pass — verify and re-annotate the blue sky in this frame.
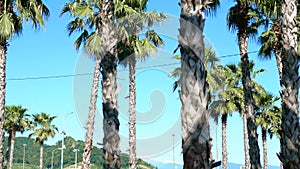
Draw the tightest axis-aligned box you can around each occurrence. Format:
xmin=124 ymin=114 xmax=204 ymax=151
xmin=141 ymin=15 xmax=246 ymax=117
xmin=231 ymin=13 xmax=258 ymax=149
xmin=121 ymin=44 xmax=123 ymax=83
xmin=6 ymin=0 xmax=284 ymax=167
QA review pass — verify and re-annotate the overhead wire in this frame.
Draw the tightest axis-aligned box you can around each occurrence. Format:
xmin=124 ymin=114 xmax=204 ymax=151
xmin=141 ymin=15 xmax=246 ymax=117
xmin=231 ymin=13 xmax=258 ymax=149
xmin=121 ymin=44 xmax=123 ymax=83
xmin=7 ymin=51 xmax=259 ymax=81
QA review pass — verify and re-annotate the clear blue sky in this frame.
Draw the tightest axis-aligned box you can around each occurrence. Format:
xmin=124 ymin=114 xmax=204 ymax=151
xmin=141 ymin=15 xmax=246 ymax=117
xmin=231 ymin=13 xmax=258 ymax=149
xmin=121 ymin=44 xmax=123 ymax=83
xmin=7 ymin=0 xmax=284 ymax=167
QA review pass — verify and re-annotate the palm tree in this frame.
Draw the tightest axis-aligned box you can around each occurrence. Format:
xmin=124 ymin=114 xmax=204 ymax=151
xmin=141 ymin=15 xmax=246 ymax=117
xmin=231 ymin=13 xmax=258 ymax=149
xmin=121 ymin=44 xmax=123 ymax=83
xmin=61 ymin=0 xmax=119 ymax=168
xmin=29 ymin=113 xmax=57 ymax=169
xmin=171 ymin=44 xmax=222 ymax=168
xmin=61 ymin=0 xmax=103 ymax=167
xmin=0 ymin=1 xmax=49 ymax=167
xmin=254 ymin=92 xmax=281 ymax=169
xmin=225 ymin=61 xmax=266 ymax=169
xmin=116 ymin=1 xmax=167 ymax=167
xmin=227 ymin=1 xmax=262 ymax=168
xmin=177 ymin=0 xmax=220 ymax=163
xmin=118 ymin=10 xmax=166 ymax=169
xmin=4 ymin=106 xmax=32 ymax=169
xmin=209 ymin=65 xmax=242 ymax=169
xmin=257 ymin=0 xmax=283 ymax=79
xmin=278 ymin=0 xmax=299 ymax=167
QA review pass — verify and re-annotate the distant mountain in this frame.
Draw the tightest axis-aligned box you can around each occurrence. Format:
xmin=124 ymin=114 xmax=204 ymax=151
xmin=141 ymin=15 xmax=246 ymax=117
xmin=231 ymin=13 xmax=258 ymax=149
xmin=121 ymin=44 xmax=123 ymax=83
xmin=6 ymin=136 xmax=155 ymax=169
xmin=148 ymin=161 xmax=280 ymax=169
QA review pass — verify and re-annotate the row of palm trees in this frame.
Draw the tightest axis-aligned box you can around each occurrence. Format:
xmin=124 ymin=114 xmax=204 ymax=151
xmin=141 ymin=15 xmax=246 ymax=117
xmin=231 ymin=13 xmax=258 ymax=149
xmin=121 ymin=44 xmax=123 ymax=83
xmin=177 ymin=0 xmax=298 ymax=168
xmin=0 ymin=1 xmax=298 ymax=169
xmin=4 ymin=106 xmax=57 ymax=169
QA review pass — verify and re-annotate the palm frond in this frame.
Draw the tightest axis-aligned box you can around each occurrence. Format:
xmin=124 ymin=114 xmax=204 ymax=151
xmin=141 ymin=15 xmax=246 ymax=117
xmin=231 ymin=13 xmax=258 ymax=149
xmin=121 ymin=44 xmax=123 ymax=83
xmin=169 ymin=68 xmax=181 ymax=78
xmin=145 ymin=30 xmax=164 ymax=47
xmin=0 ymin=13 xmax=22 ymax=40
xmin=67 ymin=17 xmax=86 ymax=36
xmin=84 ymin=31 xmax=101 ymax=58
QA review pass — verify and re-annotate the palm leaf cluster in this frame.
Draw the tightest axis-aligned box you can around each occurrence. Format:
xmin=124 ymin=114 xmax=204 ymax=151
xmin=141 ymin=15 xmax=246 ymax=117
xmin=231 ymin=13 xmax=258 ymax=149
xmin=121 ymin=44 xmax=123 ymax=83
xmin=3 ymin=106 xmax=57 ymax=169
xmin=0 ymin=0 xmax=49 ymax=41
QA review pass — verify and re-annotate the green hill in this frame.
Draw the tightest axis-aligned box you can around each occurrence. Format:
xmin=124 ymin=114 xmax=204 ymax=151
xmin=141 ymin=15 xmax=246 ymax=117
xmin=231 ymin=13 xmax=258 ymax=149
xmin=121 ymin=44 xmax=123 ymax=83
xmin=5 ymin=136 xmax=155 ymax=169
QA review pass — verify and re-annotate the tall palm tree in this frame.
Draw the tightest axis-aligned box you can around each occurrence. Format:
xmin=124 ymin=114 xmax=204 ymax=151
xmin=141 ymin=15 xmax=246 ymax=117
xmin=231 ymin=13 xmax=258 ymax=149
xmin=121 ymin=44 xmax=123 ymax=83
xmin=0 ymin=1 xmax=49 ymax=167
xmin=255 ymin=92 xmax=281 ymax=169
xmin=61 ymin=1 xmax=103 ymax=167
xmin=115 ymin=2 xmax=167 ymax=168
xmin=177 ymin=0 xmax=220 ymax=165
xmin=257 ymin=0 xmax=283 ymax=79
xmin=29 ymin=113 xmax=57 ymax=169
xmin=227 ymin=1 xmax=262 ymax=168
xmin=61 ymin=0 xmax=119 ymax=168
xmin=62 ymin=1 xmax=166 ymax=168
xmin=117 ymin=5 xmax=166 ymax=168
xmin=4 ymin=106 xmax=32 ymax=169
xmin=278 ymin=0 xmax=299 ymax=167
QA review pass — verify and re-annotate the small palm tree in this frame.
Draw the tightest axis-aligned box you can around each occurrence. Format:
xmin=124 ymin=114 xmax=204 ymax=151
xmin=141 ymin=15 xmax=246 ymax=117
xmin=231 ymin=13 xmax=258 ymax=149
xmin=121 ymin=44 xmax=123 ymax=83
xmin=209 ymin=65 xmax=241 ymax=169
xmin=255 ymin=92 xmax=281 ymax=169
xmin=29 ymin=113 xmax=57 ymax=169
xmin=0 ymin=1 xmax=49 ymax=167
xmin=225 ymin=61 xmax=266 ymax=169
xmin=4 ymin=106 xmax=32 ymax=169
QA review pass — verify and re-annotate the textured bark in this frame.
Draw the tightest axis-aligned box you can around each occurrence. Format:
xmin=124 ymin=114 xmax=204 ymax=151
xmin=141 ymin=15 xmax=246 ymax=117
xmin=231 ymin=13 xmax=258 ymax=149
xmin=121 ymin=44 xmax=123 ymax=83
xmin=102 ymin=53 xmax=120 ymax=169
xmin=221 ymin=114 xmax=228 ymax=169
xmin=279 ymin=0 xmax=300 ymax=168
xmin=272 ymin=21 xmax=283 ymax=80
xmin=129 ymin=56 xmax=137 ymax=169
xmin=236 ymin=2 xmax=261 ymax=168
xmin=39 ymin=141 xmax=43 ymax=169
xmin=0 ymin=42 xmax=6 ymax=169
xmin=262 ymin=128 xmax=268 ymax=169
xmin=4 ymin=132 xmax=11 ymax=168
xmin=8 ymin=128 xmax=16 ymax=169
xmin=243 ymin=113 xmax=250 ymax=169
xmin=178 ymin=1 xmax=213 ymax=168
xmin=81 ymin=59 xmax=101 ymax=169
xmin=99 ymin=0 xmax=120 ymax=169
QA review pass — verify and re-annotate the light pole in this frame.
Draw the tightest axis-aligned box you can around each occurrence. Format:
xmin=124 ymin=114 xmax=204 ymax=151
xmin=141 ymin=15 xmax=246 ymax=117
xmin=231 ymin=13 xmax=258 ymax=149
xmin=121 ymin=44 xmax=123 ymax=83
xmin=61 ymin=112 xmax=74 ymax=169
xmin=52 ymin=148 xmax=61 ymax=169
xmin=172 ymin=134 xmax=175 ymax=169
xmin=22 ymin=144 xmax=26 ymax=169
xmin=73 ymin=149 xmax=79 ymax=169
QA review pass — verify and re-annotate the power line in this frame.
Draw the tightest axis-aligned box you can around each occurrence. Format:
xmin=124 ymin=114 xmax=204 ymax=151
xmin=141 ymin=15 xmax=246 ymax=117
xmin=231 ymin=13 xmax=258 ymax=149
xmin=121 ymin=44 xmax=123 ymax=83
xmin=7 ymin=51 xmax=258 ymax=81
xmin=7 ymin=73 xmax=93 ymax=81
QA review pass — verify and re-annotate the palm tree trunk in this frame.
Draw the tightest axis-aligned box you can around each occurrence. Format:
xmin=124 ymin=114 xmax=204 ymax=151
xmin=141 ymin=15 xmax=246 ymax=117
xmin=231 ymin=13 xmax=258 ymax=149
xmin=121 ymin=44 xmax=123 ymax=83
xmin=243 ymin=113 xmax=250 ymax=169
xmin=237 ymin=2 xmax=261 ymax=166
xmin=179 ymin=1 xmax=213 ymax=168
xmin=262 ymin=128 xmax=268 ymax=169
xmin=8 ymin=128 xmax=16 ymax=169
xmin=99 ymin=0 xmax=120 ymax=168
xmin=39 ymin=141 xmax=43 ymax=169
xmin=221 ymin=113 xmax=228 ymax=169
xmin=0 ymin=42 xmax=7 ymax=169
xmin=279 ymin=0 xmax=299 ymax=168
xmin=4 ymin=132 xmax=11 ymax=168
xmin=101 ymin=53 xmax=120 ymax=169
xmin=272 ymin=21 xmax=282 ymax=80
xmin=129 ymin=56 xmax=137 ymax=169
xmin=81 ymin=58 xmax=101 ymax=169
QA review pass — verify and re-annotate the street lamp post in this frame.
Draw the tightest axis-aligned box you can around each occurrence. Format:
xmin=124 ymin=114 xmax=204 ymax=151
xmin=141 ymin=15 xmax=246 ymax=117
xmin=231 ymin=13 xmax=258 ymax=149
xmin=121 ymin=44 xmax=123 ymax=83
xmin=61 ymin=112 xmax=74 ymax=169
xmin=73 ymin=149 xmax=79 ymax=169
xmin=22 ymin=144 xmax=26 ymax=169
xmin=52 ymin=148 xmax=61 ymax=169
